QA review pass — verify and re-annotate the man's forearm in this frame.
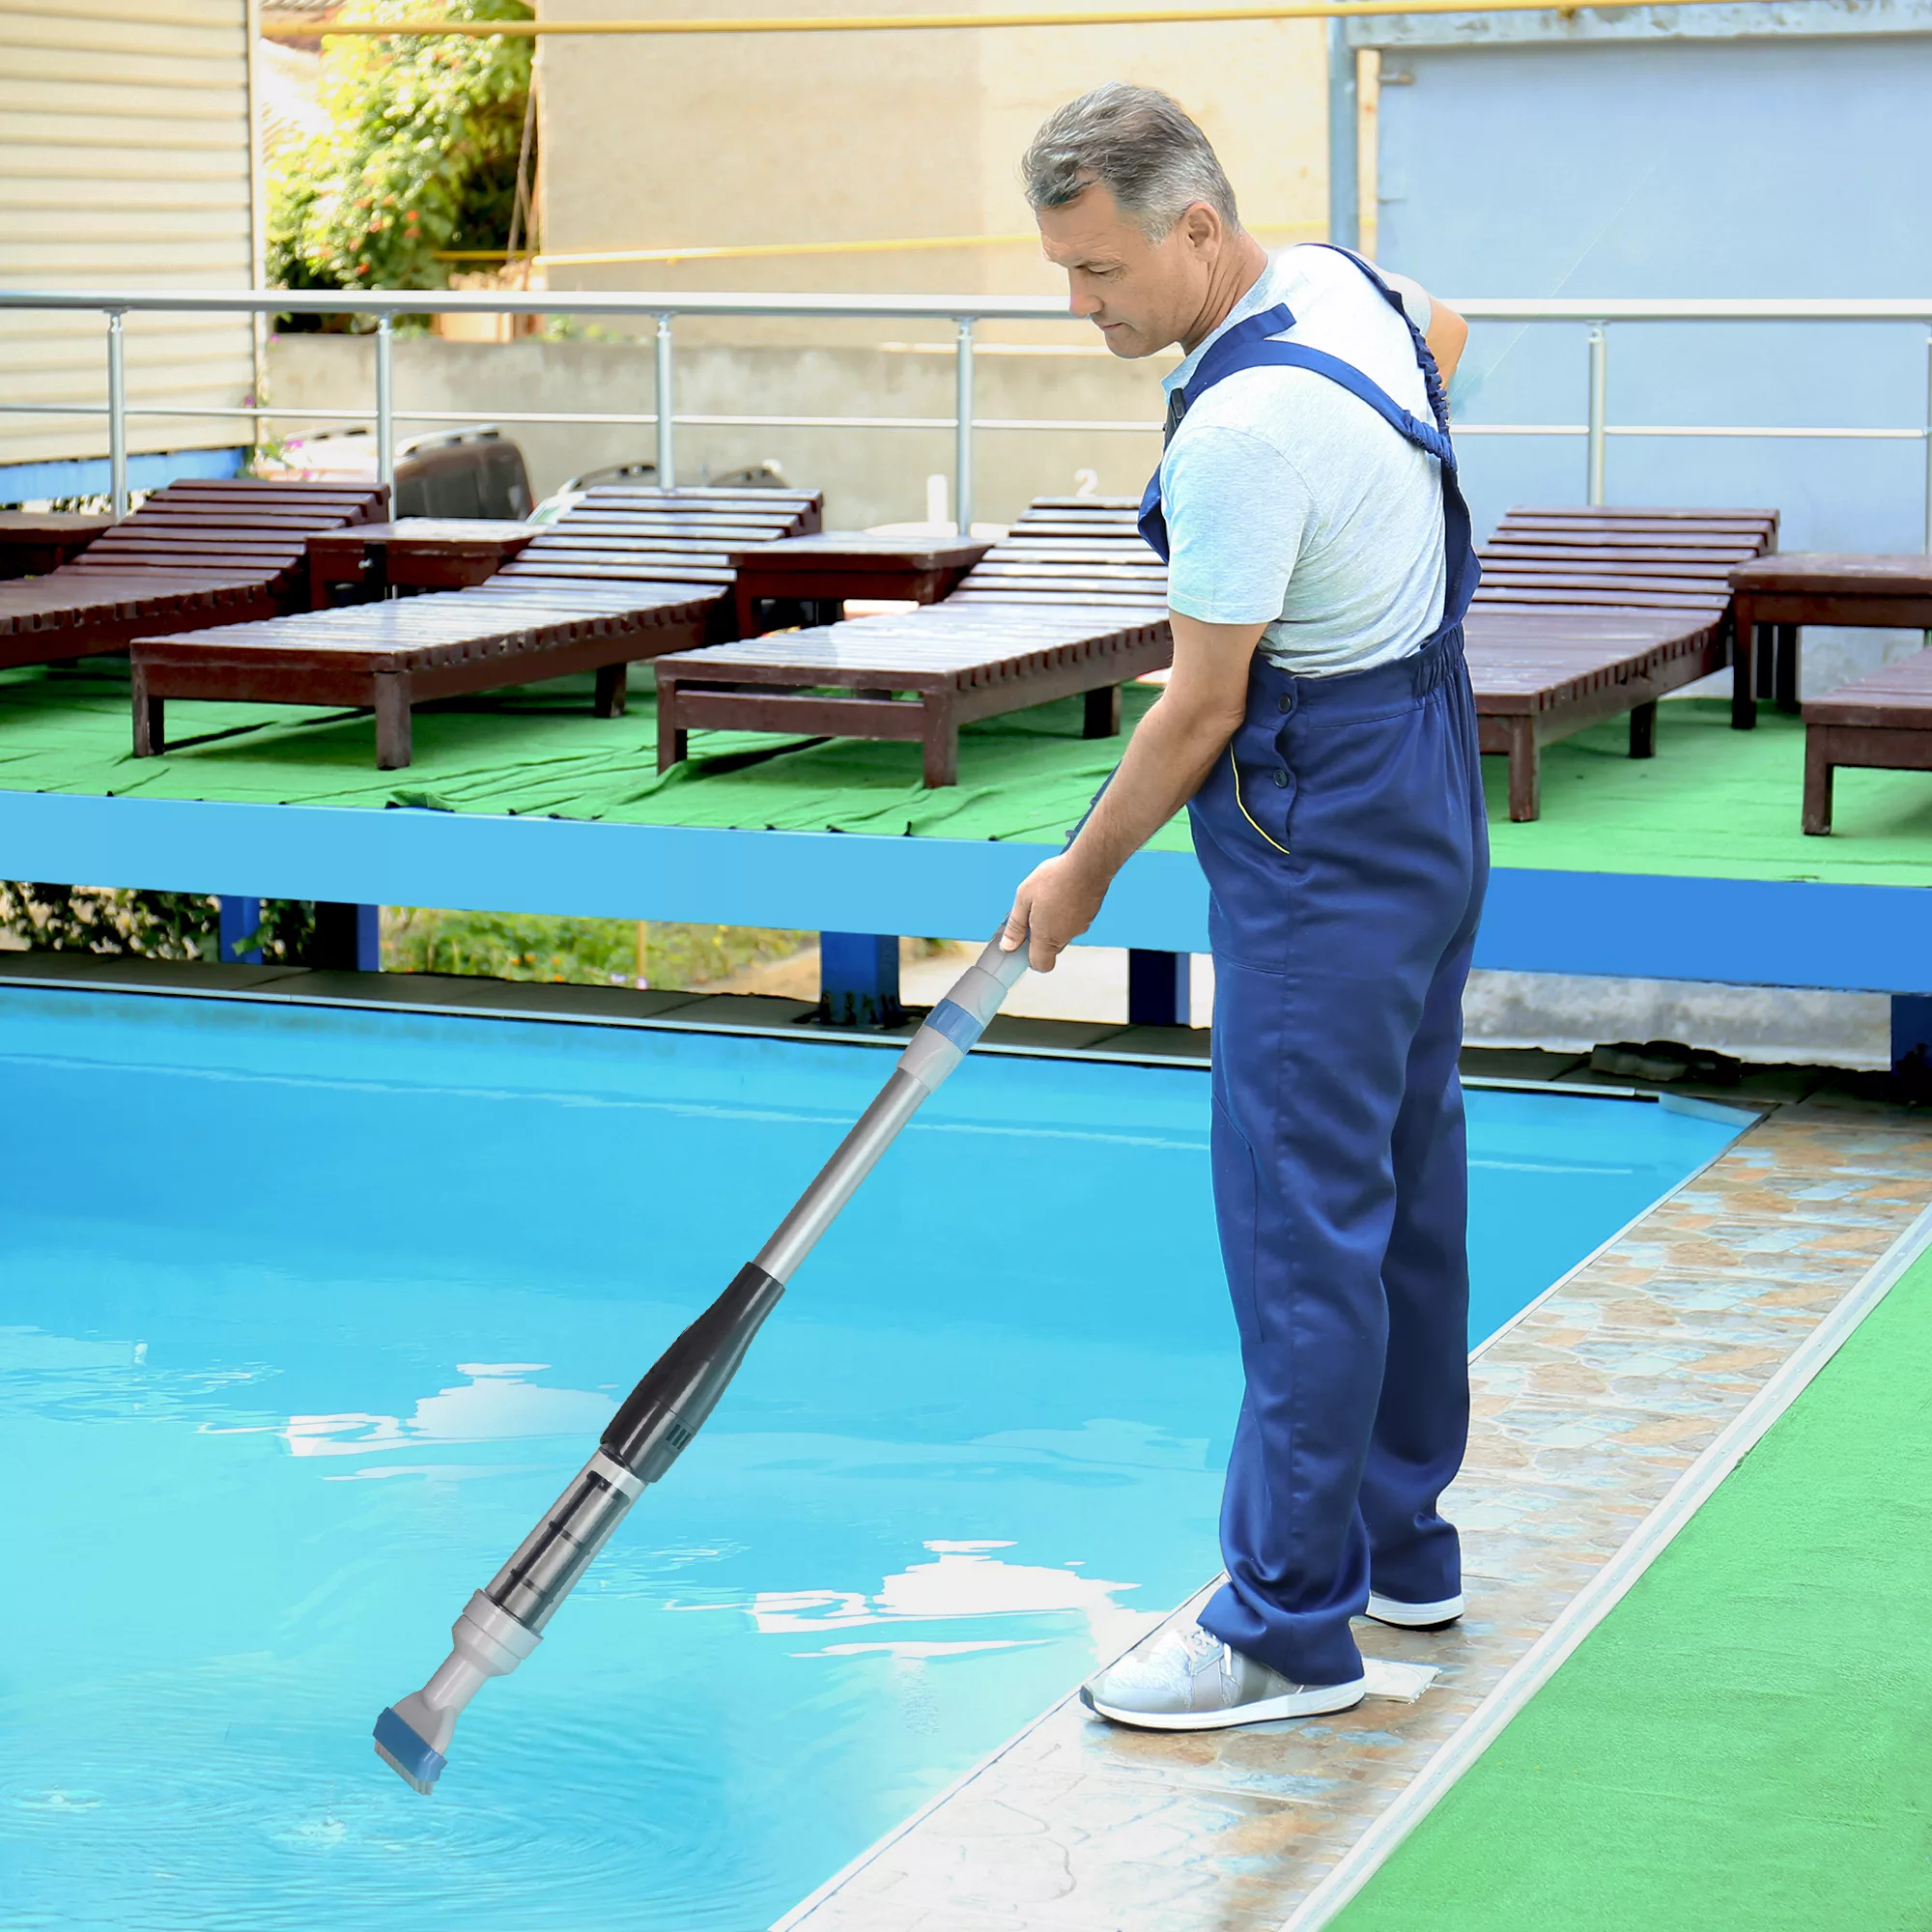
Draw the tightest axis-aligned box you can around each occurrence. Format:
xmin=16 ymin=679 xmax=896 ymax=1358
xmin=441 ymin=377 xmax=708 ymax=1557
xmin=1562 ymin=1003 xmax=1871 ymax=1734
xmin=1065 ymin=687 xmax=1237 ymax=886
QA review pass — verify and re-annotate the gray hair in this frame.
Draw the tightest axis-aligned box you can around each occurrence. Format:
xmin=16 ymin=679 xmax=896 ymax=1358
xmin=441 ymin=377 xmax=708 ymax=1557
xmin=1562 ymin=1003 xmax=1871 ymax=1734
xmin=1021 ymin=84 xmax=1240 ymax=241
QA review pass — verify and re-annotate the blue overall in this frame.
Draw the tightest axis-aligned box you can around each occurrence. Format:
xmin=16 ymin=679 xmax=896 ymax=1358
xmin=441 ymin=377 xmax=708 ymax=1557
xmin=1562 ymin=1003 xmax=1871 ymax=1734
xmin=1140 ymin=253 xmax=1488 ymax=1688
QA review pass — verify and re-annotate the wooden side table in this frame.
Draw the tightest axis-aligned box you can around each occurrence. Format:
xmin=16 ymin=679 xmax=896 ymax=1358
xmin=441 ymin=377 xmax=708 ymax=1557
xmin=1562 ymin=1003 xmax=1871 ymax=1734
xmin=727 ymin=532 xmax=992 ymax=637
xmin=1729 ymin=553 xmax=1932 ymax=729
xmin=306 ymin=518 xmax=535 ymax=609
xmin=0 ymin=511 xmax=116 ymax=580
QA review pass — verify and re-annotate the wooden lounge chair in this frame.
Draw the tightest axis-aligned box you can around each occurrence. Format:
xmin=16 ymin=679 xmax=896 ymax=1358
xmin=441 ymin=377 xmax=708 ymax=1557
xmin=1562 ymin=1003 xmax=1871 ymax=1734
xmin=653 ymin=497 xmax=1171 ymax=785
xmin=1802 ymin=644 xmax=1932 ymax=834
xmin=1730 ymin=552 xmax=1932 ymax=729
xmin=0 ymin=479 xmax=388 ymax=671
xmin=1465 ymin=505 xmax=1779 ymax=820
xmin=128 ymin=486 xmax=822 ymax=769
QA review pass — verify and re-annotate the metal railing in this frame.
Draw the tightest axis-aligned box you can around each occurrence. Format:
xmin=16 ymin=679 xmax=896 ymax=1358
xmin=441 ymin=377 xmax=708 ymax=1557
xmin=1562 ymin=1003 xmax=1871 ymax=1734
xmin=4 ymin=287 xmax=1932 ymax=544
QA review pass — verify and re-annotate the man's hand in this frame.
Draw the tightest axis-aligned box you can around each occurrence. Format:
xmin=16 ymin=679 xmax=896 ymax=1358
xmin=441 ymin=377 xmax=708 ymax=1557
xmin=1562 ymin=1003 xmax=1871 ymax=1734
xmin=999 ymin=613 xmax=1264 ymax=972
xmin=1002 ymin=850 xmax=1109 ymax=973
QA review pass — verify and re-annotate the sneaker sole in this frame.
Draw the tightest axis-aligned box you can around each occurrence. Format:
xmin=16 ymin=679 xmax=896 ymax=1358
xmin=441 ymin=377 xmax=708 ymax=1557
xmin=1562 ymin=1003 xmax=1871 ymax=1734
xmin=1364 ymin=1592 xmax=1464 ymax=1631
xmin=1079 ymin=1677 xmax=1366 ymax=1732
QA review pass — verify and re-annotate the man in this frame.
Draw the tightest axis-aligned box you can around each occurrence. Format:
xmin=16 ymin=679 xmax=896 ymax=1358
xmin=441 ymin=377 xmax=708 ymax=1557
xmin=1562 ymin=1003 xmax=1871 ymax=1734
xmin=1002 ymin=83 xmax=1487 ymax=1730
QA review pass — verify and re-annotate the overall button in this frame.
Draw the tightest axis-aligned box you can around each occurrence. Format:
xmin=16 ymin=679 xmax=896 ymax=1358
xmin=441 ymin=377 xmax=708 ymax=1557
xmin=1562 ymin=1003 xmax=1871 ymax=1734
xmin=1277 ymin=694 xmax=1294 ymax=714
xmin=1271 ymin=769 xmax=1290 ymax=787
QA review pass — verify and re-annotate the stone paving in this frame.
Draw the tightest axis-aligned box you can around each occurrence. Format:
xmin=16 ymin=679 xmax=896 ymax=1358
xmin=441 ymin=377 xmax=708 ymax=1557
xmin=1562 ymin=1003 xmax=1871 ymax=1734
xmin=778 ymin=1095 xmax=1932 ymax=1932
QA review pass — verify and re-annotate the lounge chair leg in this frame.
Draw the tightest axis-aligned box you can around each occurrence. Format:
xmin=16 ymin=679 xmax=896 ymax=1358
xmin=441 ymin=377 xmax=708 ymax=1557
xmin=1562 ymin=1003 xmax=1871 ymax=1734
xmin=1508 ymin=719 xmax=1541 ymax=822
xmin=1803 ymin=727 xmax=1834 ymax=835
xmin=594 ymin=662 xmax=628 ymax=718
xmin=657 ymin=681 xmax=686 ymax=772
xmin=1629 ymin=700 xmax=1657 ymax=759
xmin=373 ymin=672 xmax=413 ymax=769
xmin=923 ymin=708 xmax=958 ymax=787
xmin=130 ymin=668 xmax=163 ymax=756
xmin=1775 ymin=624 xmax=1802 ymax=714
xmin=1084 ymin=684 xmax=1122 ymax=739
xmin=1732 ymin=617 xmax=1758 ymax=730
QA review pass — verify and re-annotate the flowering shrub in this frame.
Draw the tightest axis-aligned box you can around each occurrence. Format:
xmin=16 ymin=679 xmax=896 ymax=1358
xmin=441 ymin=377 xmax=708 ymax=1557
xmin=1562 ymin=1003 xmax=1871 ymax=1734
xmin=269 ymin=0 xmax=532 ymax=307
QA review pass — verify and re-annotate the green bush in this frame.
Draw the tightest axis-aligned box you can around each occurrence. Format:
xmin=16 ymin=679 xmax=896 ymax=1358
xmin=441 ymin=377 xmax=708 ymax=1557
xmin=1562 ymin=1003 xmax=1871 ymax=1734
xmin=269 ymin=0 xmax=532 ymax=308
xmin=0 ymin=885 xmax=316 ymax=961
xmin=382 ymin=910 xmax=812 ymax=989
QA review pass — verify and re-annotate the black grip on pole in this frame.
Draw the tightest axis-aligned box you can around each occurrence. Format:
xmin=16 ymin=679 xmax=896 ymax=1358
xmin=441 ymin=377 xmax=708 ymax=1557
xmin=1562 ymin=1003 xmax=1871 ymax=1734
xmin=601 ymin=1263 xmax=785 ymax=1481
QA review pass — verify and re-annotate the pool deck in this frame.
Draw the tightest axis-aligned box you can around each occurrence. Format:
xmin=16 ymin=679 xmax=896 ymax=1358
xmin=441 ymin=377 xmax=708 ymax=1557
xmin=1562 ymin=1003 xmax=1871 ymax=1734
xmin=775 ymin=1088 xmax=1932 ymax=1932
xmin=2 ymin=666 xmax=1930 ymax=995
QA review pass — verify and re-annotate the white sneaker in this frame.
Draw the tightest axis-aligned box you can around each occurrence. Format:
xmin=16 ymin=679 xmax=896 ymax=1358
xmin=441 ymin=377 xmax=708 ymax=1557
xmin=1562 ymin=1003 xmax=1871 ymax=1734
xmin=1364 ymin=1590 xmax=1464 ymax=1631
xmin=1080 ymin=1618 xmax=1365 ymax=1732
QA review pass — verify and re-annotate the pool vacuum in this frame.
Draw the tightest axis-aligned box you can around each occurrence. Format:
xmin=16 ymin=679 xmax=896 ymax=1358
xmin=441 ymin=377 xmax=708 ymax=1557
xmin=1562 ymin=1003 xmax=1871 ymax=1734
xmin=374 ymin=930 xmax=1031 ymax=1794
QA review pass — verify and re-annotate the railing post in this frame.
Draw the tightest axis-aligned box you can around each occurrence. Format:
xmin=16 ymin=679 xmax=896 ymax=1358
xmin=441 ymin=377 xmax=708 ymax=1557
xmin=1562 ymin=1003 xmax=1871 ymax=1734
xmin=953 ymin=318 xmax=975 ymax=535
xmin=655 ymin=313 xmax=676 ymax=488
xmin=1326 ymin=17 xmax=1360 ymax=251
xmin=1586 ymin=323 xmax=1607 ymax=507
xmin=375 ymin=313 xmax=395 ymax=498
xmin=105 ymin=310 xmax=128 ymax=519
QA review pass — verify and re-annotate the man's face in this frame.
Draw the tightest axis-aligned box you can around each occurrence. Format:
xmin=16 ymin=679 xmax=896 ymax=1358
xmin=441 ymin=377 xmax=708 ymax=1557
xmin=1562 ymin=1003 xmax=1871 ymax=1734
xmin=1037 ymin=183 xmax=1213 ymax=359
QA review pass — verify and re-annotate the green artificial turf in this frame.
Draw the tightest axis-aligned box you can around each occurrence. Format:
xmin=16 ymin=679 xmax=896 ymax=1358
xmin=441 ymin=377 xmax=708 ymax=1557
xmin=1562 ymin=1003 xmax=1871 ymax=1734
xmin=0 ymin=659 xmax=1189 ymax=850
xmin=2 ymin=655 xmax=1929 ymax=883
xmin=1334 ymin=1241 xmax=1932 ymax=1932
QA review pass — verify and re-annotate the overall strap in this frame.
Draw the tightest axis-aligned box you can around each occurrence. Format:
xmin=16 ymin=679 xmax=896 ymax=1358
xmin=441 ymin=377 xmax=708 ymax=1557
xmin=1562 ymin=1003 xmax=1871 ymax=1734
xmin=1301 ymin=242 xmax=1452 ymax=436
xmin=1136 ymin=257 xmax=1468 ymax=603
xmin=1217 ymin=342 xmax=1456 ymax=470
xmin=1171 ymin=299 xmax=1456 ymax=470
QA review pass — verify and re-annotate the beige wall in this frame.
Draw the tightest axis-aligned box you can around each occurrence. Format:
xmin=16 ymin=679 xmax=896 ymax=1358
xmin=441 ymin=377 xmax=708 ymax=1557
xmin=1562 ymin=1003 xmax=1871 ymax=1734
xmin=537 ymin=0 xmax=1338 ymax=331
xmin=0 ymin=0 xmax=257 ymax=473
xmin=267 ymin=328 xmax=1169 ymax=525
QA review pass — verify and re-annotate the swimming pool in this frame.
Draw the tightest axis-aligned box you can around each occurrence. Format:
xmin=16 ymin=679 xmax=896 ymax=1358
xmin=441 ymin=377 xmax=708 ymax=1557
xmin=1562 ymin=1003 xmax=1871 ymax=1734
xmin=0 ymin=989 xmax=1741 ymax=1931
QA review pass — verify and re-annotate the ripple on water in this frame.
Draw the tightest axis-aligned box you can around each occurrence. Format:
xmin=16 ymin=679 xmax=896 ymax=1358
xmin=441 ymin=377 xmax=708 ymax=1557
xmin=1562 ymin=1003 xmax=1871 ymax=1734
xmin=2 ymin=1667 xmax=788 ymax=1932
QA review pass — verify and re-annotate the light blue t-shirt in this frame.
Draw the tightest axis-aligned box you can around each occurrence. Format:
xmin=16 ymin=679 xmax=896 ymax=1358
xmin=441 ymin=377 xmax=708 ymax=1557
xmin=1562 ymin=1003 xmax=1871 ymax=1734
xmin=1159 ymin=245 xmax=1448 ymax=676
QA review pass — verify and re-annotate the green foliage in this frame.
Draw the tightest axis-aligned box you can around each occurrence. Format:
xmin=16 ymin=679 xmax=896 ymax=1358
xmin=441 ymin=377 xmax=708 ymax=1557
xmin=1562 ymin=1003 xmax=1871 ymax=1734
xmin=0 ymin=886 xmax=317 ymax=962
xmin=383 ymin=911 xmax=813 ymax=990
xmin=269 ymin=0 xmax=533 ymax=305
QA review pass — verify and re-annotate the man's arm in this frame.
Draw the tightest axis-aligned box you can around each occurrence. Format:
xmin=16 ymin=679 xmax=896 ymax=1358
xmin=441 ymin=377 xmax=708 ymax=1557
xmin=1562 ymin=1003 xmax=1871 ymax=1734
xmin=1383 ymin=270 xmax=1468 ymax=387
xmin=1423 ymin=296 xmax=1467 ymax=385
xmin=1001 ymin=613 xmax=1266 ymax=971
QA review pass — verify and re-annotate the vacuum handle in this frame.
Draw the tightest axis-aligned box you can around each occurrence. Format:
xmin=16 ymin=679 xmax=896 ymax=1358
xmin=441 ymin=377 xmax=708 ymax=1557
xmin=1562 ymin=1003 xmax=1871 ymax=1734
xmin=753 ymin=930 xmax=1028 ymax=1285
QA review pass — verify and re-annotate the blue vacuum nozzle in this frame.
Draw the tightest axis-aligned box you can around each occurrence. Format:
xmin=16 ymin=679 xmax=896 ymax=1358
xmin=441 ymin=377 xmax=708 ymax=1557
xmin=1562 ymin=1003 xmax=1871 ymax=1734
xmin=374 ymin=1705 xmax=446 ymax=1795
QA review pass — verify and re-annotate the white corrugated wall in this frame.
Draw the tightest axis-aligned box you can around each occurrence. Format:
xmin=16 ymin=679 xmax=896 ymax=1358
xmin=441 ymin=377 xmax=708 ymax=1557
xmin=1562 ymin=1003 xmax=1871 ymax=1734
xmin=0 ymin=0 xmax=258 ymax=477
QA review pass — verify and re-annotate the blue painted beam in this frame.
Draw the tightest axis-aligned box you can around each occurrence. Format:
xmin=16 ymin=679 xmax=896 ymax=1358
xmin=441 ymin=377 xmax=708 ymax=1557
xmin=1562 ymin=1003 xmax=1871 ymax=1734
xmin=1893 ymin=995 xmax=1932 ymax=1084
xmin=1473 ymin=866 xmax=1932 ymax=996
xmin=819 ymin=931 xmax=903 ymax=1028
xmin=216 ymin=895 xmax=262 ymax=965
xmin=0 ymin=444 xmax=244 ymax=504
xmin=1128 ymin=949 xmax=1191 ymax=1027
xmin=0 ymin=792 xmax=1209 ymax=952
xmin=2 ymin=789 xmax=1928 ymax=996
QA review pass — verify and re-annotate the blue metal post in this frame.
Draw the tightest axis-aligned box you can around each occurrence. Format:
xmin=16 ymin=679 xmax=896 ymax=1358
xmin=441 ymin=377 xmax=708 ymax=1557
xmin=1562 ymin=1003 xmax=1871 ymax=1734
xmin=819 ymin=931 xmax=902 ymax=1029
xmin=1128 ymin=950 xmax=1191 ymax=1028
xmin=1893 ymin=994 xmax=1932 ymax=1087
xmin=217 ymin=895 xmax=262 ymax=964
xmin=312 ymin=901 xmax=382 ymax=972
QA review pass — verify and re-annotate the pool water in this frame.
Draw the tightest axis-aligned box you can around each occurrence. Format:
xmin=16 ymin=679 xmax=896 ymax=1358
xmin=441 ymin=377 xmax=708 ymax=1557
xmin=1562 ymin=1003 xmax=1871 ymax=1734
xmin=0 ymin=990 xmax=1740 ymax=1931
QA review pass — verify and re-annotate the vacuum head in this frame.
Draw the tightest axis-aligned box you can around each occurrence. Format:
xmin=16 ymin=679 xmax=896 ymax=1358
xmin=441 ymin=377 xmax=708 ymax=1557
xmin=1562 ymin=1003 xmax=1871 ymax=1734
xmin=373 ymin=1591 xmax=541 ymax=1796
xmin=373 ymin=1704 xmax=447 ymax=1796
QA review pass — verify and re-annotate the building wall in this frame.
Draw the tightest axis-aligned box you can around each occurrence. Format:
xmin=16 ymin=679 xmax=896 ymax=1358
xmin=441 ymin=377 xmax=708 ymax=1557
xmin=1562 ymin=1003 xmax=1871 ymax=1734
xmin=1360 ymin=4 xmax=1932 ymax=690
xmin=536 ymin=0 xmax=1339 ymax=329
xmin=0 ymin=0 xmax=258 ymax=489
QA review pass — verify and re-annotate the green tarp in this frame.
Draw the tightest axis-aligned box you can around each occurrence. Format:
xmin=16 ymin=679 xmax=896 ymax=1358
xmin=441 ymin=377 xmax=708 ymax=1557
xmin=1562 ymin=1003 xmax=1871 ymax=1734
xmin=2 ymin=660 xmax=1928 ymax=885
